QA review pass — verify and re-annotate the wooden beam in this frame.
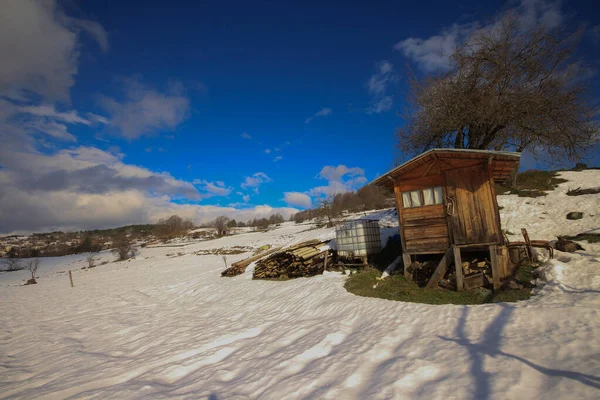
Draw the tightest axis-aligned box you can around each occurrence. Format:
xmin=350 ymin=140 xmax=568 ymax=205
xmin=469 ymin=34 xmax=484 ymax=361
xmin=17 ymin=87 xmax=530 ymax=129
xmin=490 ymin=245 xmax=501 ymax=290
xmin=426 ymin=247 xmax=453 ymax=289
xmin=521 ymin=228 xmax=533 ymax=261
xmin=421 ymin=159 xmax=437 ymax=177
xmin=402 ymin=253 xmax=413 ymax=280
xmin=453 ymin=245 xmax=464 ymax=291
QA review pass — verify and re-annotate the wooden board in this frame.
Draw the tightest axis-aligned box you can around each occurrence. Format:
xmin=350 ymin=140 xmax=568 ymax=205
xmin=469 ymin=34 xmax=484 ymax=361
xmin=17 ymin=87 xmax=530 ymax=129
xmin=444 ymin=165 xmax=501 ymax=245
xmin=453 ymin=245 xmax=464 ymax=291
xmin=405 ymin=237 xmax=450 ymax=252
xmin=400 ymin=204 xmax=449 ymax=252
xmin=425 ymin=247 xmax=453 ymax=289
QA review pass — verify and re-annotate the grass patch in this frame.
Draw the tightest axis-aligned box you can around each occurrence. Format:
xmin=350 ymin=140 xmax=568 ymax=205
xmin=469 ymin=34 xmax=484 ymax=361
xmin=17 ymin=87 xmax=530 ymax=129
xmin=495 ymin=170 xmax=567 ymax=197
xmin=345 ymin=266 xmax=533 ymax=305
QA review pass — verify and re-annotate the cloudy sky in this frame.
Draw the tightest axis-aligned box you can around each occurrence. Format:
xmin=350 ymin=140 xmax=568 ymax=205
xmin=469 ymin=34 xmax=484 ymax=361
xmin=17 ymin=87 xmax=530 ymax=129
xmin=1 ymin=0 xmax=599 ymax=234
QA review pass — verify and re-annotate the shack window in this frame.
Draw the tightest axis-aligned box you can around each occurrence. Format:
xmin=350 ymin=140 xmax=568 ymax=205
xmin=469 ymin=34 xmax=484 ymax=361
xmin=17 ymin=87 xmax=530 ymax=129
xmin=401 ymin=192 xmax=411 ymax=208
xmin=402 ymin=186 xmax=443 ymax=208
xmin=423 ymin=188 xmax=434 ymax=205
xmin=410 ymin=190 xmax=422 ymax=207
xmin=433 ymin=186 xmax=443 ymax=204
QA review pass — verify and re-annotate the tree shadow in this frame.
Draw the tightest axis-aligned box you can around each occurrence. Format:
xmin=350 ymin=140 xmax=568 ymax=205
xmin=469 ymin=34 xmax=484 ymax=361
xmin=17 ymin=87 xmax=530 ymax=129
xmin=556 ymin=281 xmax=600 ymax=294
xmin=439 ymin=305 xmax=600 ymax=400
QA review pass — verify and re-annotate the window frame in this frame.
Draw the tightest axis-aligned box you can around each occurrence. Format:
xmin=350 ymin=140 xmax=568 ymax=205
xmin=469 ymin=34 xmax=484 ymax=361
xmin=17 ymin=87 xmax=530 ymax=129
xmin=401 ymin=186 xmax=444 ymax=208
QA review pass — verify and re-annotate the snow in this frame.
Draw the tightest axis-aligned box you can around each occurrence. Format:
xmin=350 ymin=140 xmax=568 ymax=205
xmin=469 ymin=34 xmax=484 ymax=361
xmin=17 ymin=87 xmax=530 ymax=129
xmin=1 ymin=171 xmax=600 ymax=399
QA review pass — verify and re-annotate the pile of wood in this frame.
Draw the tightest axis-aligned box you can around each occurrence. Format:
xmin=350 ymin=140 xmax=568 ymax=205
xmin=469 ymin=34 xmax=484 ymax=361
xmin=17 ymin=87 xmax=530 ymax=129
xmin=221 ymin=246 xmax=281 ymax=277
xmin=253 ymin=240 xmax=328 ymax=280
xmin=461 ymin=259 xmax=493 ymax=289
xmin=406 ymin=260 xmax=438 ymax=287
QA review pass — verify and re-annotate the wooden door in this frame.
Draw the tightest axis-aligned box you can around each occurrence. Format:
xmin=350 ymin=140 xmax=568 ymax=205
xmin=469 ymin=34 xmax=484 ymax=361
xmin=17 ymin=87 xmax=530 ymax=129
xmin=444 ymin=165 xmax=500 ymax=245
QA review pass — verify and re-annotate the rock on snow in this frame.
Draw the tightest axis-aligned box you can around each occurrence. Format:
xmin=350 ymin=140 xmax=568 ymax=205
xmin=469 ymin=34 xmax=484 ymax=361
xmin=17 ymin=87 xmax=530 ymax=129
xmin=0 ymin=171 xmax=599 ymax=399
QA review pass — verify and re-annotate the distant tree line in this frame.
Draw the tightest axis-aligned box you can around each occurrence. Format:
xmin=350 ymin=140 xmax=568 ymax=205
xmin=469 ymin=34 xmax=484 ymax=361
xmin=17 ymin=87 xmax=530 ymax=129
xmin=291 ymin=185 xmax=392 ymax=225
xmin=207 ymin=213 xmax=286 ymax=236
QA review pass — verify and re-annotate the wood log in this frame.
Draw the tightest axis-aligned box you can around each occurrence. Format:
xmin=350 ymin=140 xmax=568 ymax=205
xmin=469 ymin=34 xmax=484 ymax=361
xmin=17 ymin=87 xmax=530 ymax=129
xmin=426 ymin=247 xmax=453 ymax=289
xmin=221 ymin=246 xmax=282 ymax=277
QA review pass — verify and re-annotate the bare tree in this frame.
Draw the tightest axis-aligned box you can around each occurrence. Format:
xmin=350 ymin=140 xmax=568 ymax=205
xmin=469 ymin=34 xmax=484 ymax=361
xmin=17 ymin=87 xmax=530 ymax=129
xmin=397 ymin=12 xmax=598 ymax=166
xmin=157 ymin=215 xmax=195 ymax=241
xmin=86 ymin=253 xmax=96 ymax=268
xmin=318 ymin=195 xmax=342 ymax=227
xmin=3 ymin=258 xmax=22 ymax=271
xmin=213 ymin=216 xmax=229 ymax=236
xmin=112 ymin=233 xmax=137 ymax=261
xmin=24 ymin=258 xmax=40 ymax=284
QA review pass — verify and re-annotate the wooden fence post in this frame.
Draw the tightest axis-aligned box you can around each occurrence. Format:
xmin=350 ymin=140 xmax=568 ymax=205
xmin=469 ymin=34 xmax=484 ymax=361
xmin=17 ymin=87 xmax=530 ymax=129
xmin=68 ymin=270 xmax=74 ymax=287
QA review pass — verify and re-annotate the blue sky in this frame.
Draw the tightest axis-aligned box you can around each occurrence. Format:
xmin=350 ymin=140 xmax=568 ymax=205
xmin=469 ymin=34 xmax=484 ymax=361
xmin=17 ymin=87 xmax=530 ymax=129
xmin=1 ymin=0 xmax=599 ymax=234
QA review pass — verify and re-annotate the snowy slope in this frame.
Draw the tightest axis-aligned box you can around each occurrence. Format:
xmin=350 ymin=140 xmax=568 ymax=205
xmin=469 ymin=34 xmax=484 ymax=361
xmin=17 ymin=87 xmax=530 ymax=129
xmin=1 ymin=171 xmax=599 ymax=399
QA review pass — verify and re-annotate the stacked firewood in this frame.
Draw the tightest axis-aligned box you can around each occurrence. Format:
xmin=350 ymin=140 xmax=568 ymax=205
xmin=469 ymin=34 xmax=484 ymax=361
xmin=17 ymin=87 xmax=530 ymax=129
xmin=253 ymin=241 xmax=327 ymax=280
xmin=407 ymin=260 xmax=437 ymax=287
xmin=462 ymin=259 xmax=492 ymax=281
xmin=221 ymin=246 xmax=281 ymax=277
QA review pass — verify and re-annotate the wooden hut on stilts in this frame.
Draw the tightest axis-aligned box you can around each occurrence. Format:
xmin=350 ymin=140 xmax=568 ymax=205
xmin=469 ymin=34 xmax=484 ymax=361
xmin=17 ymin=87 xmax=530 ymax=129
xmin=371 ymin=149 xmax=521 ymax=291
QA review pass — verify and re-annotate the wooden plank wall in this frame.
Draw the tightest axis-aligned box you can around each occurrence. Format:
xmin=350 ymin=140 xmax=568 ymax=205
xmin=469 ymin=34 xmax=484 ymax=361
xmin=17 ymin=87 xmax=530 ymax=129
xmin=401 ymin=204 xmax=449 ymax=252
xmin=444 ymin=164 xmax=500 ymax=245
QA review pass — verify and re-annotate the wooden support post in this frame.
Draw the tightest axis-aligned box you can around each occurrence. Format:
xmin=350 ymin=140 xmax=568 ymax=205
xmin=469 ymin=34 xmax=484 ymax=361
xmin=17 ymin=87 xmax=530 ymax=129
xmin=402 ymin=253 xmax=412 ymax=280
xmin=68 ymin=270 xmax=74 ymax=288
xmin=490 ymin=245 xmax=500 ymax=290
xmin=453 ymin=246 xmax=464 ymax=291
xmin=362 ymin=256 xmax=368 ymax=268
xmin=426 ymin=247 xmax=453 ymax=289
xmin=497 ymin=246 xmax=509 ymax=279
xmin=521 ymin=228 xmax=533 ymax=261
xmin=323 ymin=251 xmax=328 ymax=271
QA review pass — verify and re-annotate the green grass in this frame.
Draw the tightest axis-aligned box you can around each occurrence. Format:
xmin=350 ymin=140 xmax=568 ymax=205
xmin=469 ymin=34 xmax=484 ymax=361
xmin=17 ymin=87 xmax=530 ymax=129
xmin=495 ymin=170 xmax=567 ymax=198
xmin=344 ymin=267 xmax=533 ymax=305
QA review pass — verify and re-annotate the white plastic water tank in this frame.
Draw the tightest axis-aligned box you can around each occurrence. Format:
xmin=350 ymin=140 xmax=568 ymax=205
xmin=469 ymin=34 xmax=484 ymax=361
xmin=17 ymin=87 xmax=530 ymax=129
xmin=335 ymin=219 xmax=381 ymax=257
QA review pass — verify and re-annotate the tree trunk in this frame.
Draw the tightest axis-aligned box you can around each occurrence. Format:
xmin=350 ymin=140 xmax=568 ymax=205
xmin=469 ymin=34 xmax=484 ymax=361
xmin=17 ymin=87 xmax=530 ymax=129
xmin=510 ymin=168 xmax=518 ymax=189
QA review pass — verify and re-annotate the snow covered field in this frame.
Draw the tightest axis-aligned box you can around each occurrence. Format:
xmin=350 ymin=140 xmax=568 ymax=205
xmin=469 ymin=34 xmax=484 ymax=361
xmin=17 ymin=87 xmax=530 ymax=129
xmin=1 ymin=171 xmax=599 ymax=399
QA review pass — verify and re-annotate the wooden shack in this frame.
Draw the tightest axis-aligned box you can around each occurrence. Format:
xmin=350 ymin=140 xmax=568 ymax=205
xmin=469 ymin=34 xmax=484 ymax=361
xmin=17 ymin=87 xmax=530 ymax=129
xmin=371 ymin=149 xmax=521 ymax=290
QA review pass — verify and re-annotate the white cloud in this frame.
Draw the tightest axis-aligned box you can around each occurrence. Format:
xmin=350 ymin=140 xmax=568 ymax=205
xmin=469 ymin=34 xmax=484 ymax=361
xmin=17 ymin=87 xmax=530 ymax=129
xmin=27 ymin=120 xmax=77 ymax=142
xmin=265 ymin=148 xmax=272 ymax=154
xmin=393 ymin=0 xmax=565 ymax=72
xmin=366 ymin=61 xmax=396 ymax=114
xmin=367 ymin=96 xmax=394 ymax=114
xmin=241 ymin=132 xmax=252 ymax=139
xmin=393 ymin=24 xmax=469 ymax=73
xmin=315 ymin=107 xmax=333 ymax=117
xmin=273 ymin=156 xmax=283 ymax=162
xmin=241 ymin=172 xmax=272 ymax=193
xmin=193 ymin=180 xmax=232 ymax=197
xmin=309 ymin=164 xmax=367 ymax=197
xmin=305 ymin=107 xmax=333 ymax=124
xmin=0 ymin=144 xmax=296 ymax=234
xmin=0 ymin=0 xmax=108 ymax=101
xmin=283 ymin=192 xmax=312 ymax=208
xmin=100 ymin=78 xmax=190 ymax=139
xmin=318 ymin=165 xmax=365 ymax=181
xmin=18 ymin=104 xmax=91 ymax=125
xmin=242 ymin=194 xmax=250 ymax=202
xmin=86 ymin=112 xmax=110 ymax=125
